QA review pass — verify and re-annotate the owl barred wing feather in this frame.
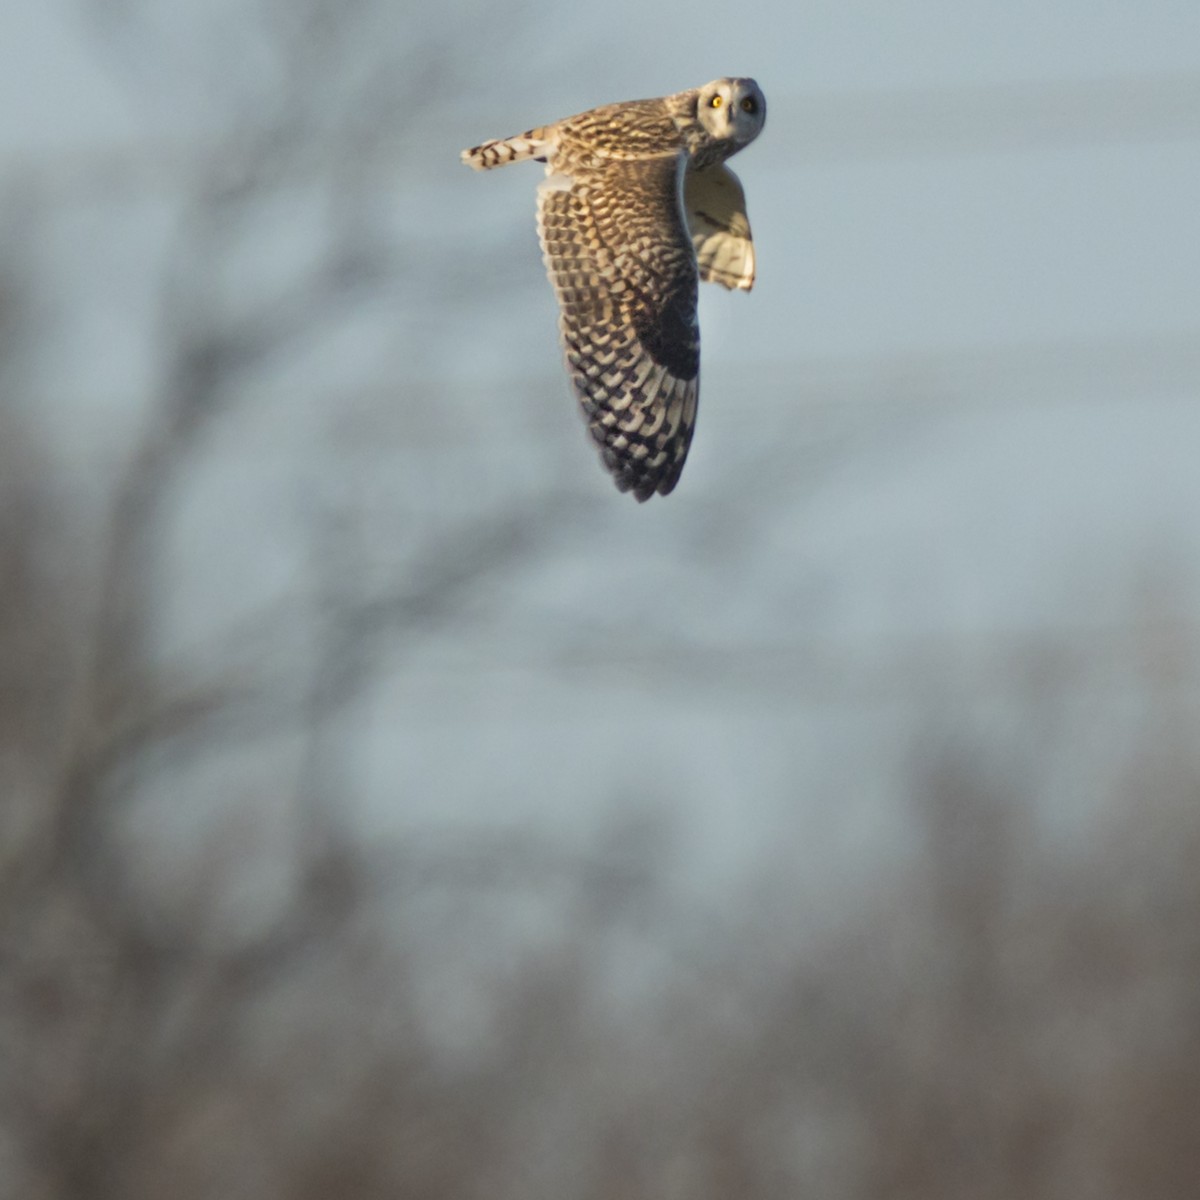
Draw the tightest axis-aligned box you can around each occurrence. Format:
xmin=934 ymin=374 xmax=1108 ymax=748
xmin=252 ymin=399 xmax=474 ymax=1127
xmin=537 ymin=155 xmax=700 ymax=500
xmin=684 ymin=163 xmax=756 ymax=291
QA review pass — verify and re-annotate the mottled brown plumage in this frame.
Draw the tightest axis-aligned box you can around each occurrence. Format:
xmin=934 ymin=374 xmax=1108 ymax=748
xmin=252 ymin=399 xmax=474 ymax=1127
xmin=462 ymin=78 xmax=765 ymax=500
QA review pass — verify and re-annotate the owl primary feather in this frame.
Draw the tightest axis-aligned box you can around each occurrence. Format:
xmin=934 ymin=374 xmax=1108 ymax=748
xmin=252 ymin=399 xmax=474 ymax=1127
xmin=462 ymin=77 xmax=766 ymax=501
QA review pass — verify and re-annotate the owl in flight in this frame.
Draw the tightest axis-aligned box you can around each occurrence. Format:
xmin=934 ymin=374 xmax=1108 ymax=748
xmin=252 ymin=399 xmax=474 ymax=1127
xmin=462 ymin=77 xmax=766 ymax=500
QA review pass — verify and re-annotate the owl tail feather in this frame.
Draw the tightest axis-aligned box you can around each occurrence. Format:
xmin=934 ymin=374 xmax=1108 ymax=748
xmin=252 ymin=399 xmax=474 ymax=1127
xmin=460 ymin=128 xmax=551 ymax=170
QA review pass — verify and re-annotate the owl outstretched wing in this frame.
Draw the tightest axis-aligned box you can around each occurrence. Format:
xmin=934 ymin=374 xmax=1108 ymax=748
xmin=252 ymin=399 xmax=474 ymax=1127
xmin=684 ymin=162 xmax=756 ymax=291
xmin=537 ymin=155 xmax=700 ymax=501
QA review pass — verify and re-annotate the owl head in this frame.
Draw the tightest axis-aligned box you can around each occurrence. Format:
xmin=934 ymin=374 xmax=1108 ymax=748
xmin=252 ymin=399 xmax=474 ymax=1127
xmin=695 ymin=78 xmax=766 ymax=146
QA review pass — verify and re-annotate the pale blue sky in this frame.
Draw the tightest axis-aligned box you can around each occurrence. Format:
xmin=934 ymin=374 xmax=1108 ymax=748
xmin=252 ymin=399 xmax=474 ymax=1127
xmin=4 ymin=0 xmax=1199 ymax=906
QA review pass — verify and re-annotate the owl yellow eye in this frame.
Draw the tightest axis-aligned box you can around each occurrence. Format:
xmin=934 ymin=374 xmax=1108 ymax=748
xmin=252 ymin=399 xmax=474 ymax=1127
xmin=709 ymin=94 xmax=723 ymax=109
xmin=741 ymin=97 xmax=758 ymax=114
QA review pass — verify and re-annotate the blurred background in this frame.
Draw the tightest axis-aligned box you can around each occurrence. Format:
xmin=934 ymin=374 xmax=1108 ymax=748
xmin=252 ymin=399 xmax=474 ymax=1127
xmin=3 ymin=1 xmax=1200 ymax=1196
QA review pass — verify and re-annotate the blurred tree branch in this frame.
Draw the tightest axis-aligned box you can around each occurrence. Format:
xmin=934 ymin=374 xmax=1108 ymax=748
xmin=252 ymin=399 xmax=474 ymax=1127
xmin=3 ymin=4 xmax=1199 ymax=1198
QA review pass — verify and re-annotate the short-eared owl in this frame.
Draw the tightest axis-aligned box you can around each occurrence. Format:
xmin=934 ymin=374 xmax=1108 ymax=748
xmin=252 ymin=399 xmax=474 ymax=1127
xmin=462 ymin=78 xmax=766 ymax=501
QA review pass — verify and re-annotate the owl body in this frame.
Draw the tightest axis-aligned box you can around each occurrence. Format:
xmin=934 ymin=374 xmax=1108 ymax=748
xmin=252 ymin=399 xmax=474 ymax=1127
xmin=462 ymin=78 xmax=765 ymax=501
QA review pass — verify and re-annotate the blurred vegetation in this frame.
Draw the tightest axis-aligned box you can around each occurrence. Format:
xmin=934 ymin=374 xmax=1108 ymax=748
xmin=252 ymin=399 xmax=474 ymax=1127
xmin=3 ymin=445 xmax=1200 ymax=1197
xmin=4 ymin=3 xmax=1200 ymax=1196
xmin=3 ymin=322 xmax=1199 ymax=1194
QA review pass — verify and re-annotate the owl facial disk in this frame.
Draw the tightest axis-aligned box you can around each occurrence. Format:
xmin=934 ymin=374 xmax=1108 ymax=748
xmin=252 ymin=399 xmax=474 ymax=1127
xmin=697 ymin=78 xmax=766 ymax=146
